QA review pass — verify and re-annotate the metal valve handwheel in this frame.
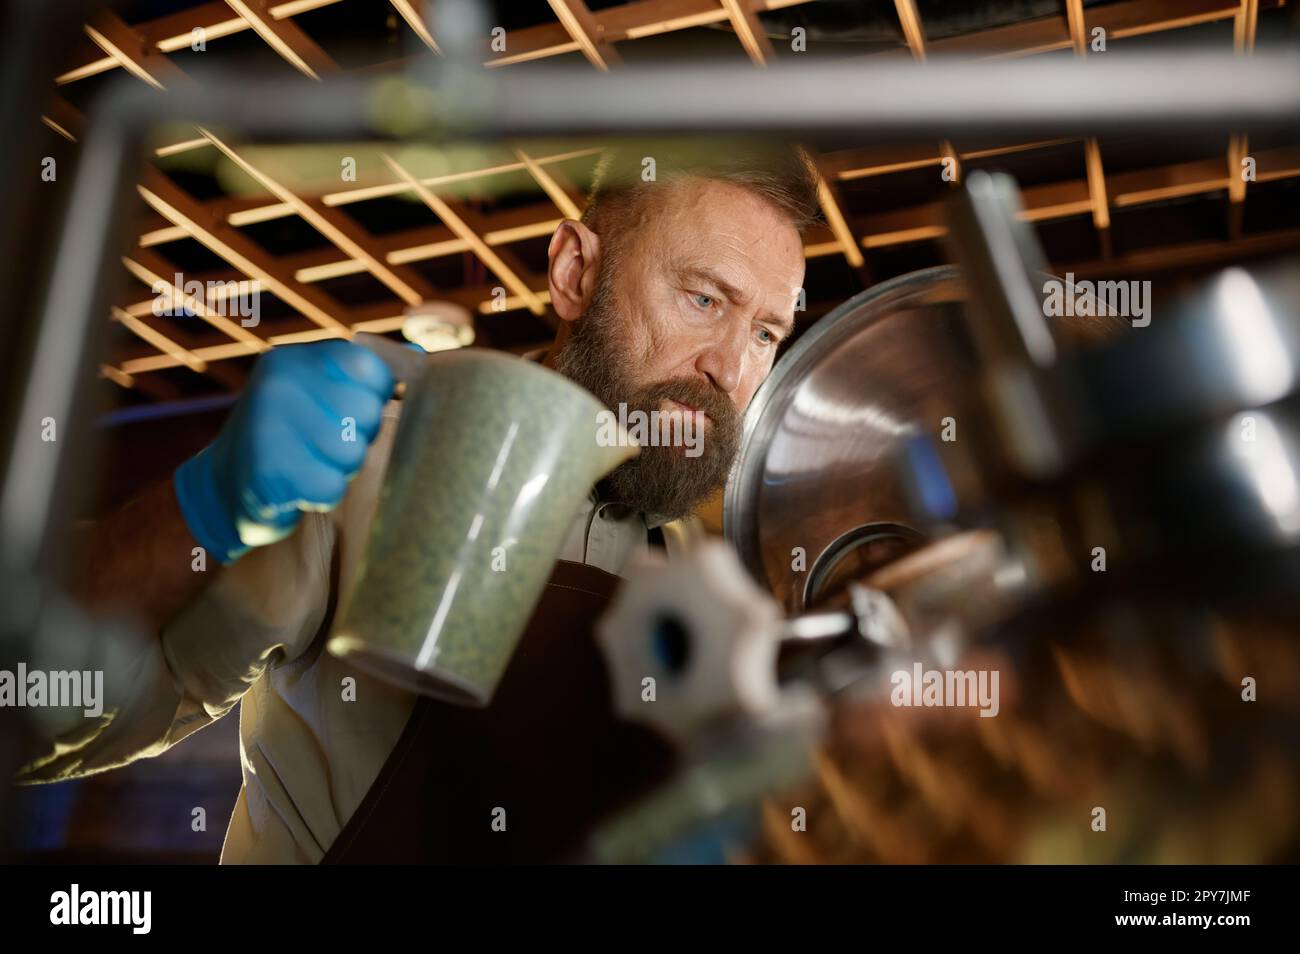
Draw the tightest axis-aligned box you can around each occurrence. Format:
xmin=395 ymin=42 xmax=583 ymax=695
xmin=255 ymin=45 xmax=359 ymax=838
xmin=597 ymin=541 xmax=787 ymax=747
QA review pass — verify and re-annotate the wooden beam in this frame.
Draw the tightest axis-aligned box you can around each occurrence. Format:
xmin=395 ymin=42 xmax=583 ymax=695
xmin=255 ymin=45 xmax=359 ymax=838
xmin=1063 ymin=2 xmax=1111 ymax=254
xmin=1228 ymin=0 xmax=1259 ymax=235
xmin=85 ymin=9 xmax=191 ymax=91
xmin=59 ymin=0 xmax=345 ymax=84
xmin=143 ymin=199 xmax=568 ymax=283
xmin=1109 ymin=157 xmax=1225 ymax=207
xmin=120 ymin=248 xmax=272 ymax=352
xmin=1084 ymin=139 xmax=1112 ymax=255
xmin=918 ymin=0 xmax=1279 ymax=60
xmin=99 ymin=365 xmax=135 ymax=389
xmin=54 ymin=0 xmax=786 ymax=85
xmin=381 ymin=153 xmax=549 ymax=317
xmin=1235 ymin=0 xmax=1260 ymax=52
xmin=548 ymin=0 xmax=621 ymax=70
xmin=320 ymin=147 xmax=602 ymax=210
xmin=852 ymin=145 xmax=1300 ymax=254
xmin=1228 ymin=133 xmax=1251 ymax=205
xmin=139 ymin=147 xmax=604 ymax=242
xmin=112 ymin=367 xmax=187 ymax=401
xmin=720 ymin=0 xmax=775 ymax=65
xmin=889 ymin=2 xmax=961 ymax=194
xmin=890 ymin=3 xmax=960 ymax=191
xmin=1065 ymin=0 xmax=1089 ymax=55
xmin=514 ymin=149 xmax=585 ymax=220
xmin=221 ymin=0 xmax=338 ymax=80
xmin=111 ymin=306 xmax=207 ymax=373
xmin=814 ymin=172 xmax=866 ymax=269
xmin=824 ymin=139 xmax=1079 ymax=181
xmin=939 ymin=140 xmax=961 ymax=185
xmin=388 ymin=0 xmax=441 ymax=54
xmin=1098 ymin=0 xmax=1265 ymax=39
xmin=136 ymin=165 xmax=350 ymax=334
xmin=893 ymin=0 xmax=928 ymax=60
xmin=41 ymin=96 xmax=83 ymax=143
xmin=499 ymin=0 xmax=1250 ymax=70
xmin=1255 ymin=145 xmax=1300 ymax=182
xmin=486 ymin=0 xmax=812 ymax=68
xmin=860 ymin=178 xmax=1092 ymax=250
xmin=958 ymin=138 xmax=1077 ymax=162
xmin=111 ymin=287 xmax=510 ymax=369
xmin=42 ymin=117 xmax=76 ymax=143
xmin=56 ymin=0 xmax=1281 ymax=85
xmin=156 ymin=137 xmax=210 ymax=158
xmin=829 ymin=142 xmax=943 ymax=180
xmin=199 ymin=128 xmax=433 ymax=305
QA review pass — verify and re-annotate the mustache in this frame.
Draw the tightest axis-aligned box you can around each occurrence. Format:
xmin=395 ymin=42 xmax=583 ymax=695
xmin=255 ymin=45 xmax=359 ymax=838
xmin=634 ymin=377 xmax=738 ymax=428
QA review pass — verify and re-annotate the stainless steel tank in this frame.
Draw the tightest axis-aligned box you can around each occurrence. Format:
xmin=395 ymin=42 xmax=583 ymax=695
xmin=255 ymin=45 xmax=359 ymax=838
xmin=724 ymin=265 xmax=1115 ymax=614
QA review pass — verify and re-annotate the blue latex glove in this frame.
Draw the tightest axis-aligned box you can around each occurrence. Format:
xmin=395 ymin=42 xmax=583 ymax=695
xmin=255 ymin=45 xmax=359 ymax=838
xmin=174 ymin=340 xmax=395 ymax=564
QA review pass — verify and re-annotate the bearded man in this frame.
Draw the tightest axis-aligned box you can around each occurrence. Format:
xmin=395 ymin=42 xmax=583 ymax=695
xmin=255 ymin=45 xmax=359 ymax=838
xmin=21 ymin=143 xmax=820 ymax=863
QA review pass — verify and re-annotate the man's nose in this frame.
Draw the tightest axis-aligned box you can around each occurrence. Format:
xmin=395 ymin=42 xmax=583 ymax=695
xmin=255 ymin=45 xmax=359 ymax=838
xmin=695 ymin=320 xmax=747 ymax=396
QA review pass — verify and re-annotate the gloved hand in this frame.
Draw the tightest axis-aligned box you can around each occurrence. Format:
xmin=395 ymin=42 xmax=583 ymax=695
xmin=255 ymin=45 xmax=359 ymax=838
xmin=174 ymin=339 xmax=394 ymax=564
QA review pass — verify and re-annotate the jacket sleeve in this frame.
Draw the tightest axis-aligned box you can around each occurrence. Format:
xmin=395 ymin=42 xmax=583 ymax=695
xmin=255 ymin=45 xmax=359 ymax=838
xmin=15 ymin=508 xmax=336 ymax=783
xmin=14 ymin=401 xmax=397 ymax=783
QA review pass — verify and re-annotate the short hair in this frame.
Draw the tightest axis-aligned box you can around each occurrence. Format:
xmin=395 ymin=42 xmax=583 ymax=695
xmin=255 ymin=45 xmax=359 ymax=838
xmin=580 ymin=139 xmax=822 ymax=258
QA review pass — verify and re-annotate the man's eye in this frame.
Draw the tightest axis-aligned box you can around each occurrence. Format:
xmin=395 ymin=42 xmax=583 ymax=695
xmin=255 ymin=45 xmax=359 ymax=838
xmin=756 ymin=327 xmax=778 ymax=346
xmin=691 ymin=293 xmax=715 ymax=309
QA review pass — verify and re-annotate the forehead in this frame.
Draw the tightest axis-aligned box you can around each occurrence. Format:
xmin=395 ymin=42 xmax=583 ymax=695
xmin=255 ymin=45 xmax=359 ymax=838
xmin=636 ymin=178 xmax=806 ymax=292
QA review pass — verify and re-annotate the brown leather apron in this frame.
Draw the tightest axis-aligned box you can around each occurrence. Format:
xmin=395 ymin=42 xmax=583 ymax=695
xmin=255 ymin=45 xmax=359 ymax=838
xmin=322 ymin=557 xmax=676 ymax=864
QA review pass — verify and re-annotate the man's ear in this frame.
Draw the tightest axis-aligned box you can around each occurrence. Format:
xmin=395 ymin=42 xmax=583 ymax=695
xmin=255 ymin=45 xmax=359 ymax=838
xmin=547 ymin=219 xmax=602 ymax=323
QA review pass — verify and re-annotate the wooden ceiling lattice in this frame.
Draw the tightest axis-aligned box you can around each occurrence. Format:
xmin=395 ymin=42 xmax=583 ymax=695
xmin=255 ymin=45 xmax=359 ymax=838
xmin=37 ymin=0 xmax=1300 ymax=404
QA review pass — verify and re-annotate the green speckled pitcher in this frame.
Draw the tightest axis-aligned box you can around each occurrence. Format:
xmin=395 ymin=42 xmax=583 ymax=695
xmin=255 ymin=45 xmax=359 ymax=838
xmin=327 ymin=348 xmax=636 ymax=706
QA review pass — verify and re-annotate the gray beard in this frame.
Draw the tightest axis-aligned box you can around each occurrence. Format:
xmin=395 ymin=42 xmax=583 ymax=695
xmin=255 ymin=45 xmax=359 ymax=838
xmin=553 ymin=275 xmax=742 ymax=521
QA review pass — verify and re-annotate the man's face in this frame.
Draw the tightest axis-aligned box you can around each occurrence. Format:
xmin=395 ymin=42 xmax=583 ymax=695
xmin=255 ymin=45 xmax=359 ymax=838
xmin=555 ymin=177 xmax=806 ymax=519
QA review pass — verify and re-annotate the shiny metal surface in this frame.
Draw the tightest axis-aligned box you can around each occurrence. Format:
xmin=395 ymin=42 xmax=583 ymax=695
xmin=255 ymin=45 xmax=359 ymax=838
xmin=726 ymin=267 xmax=972 ymax=614
xmin=724 ymin=265 xmax=1112 ymax=614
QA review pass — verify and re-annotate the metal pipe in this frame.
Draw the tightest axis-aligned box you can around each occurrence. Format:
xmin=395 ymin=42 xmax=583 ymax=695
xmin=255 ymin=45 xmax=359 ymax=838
xmin=62 ymin=50 xmax=1300 ymax=142
xmin=0 ymin=121 xmax=138 ymax=573
xmin=481 ymin=53 xmax=1300 ymax=137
